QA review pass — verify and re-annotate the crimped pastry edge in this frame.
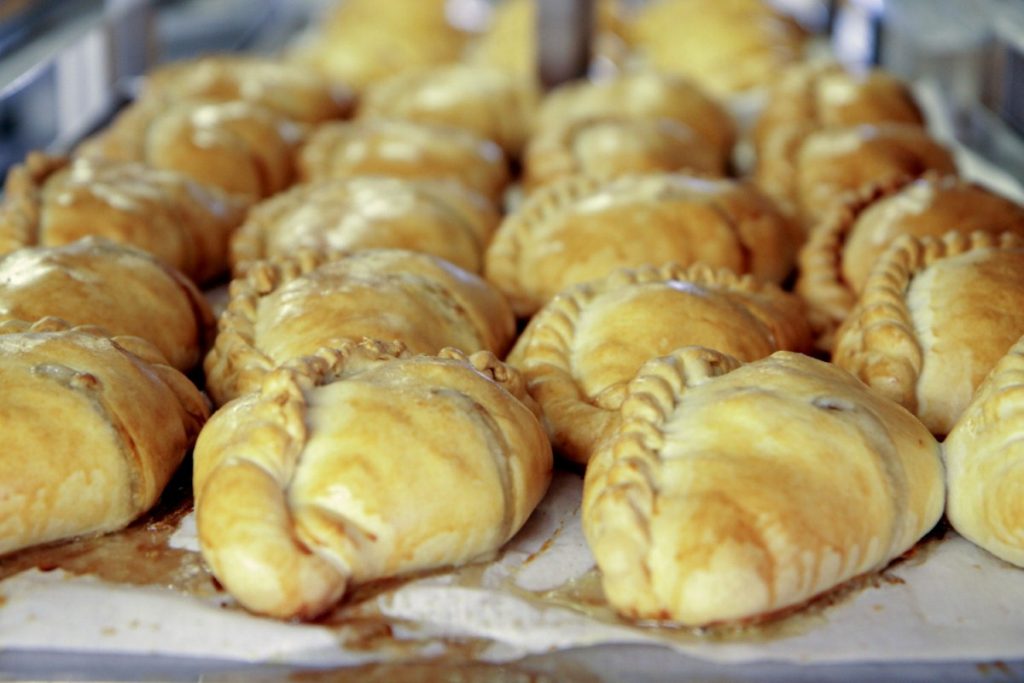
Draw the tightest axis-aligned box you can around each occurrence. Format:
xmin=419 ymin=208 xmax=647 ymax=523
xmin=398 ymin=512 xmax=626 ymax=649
xmin=0 ymin=152 xmax=70 ymax=254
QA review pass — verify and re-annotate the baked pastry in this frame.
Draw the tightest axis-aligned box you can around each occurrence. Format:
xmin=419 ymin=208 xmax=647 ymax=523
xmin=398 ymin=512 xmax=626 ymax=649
xmin=626 ymin=0 xmax=807 ymax=96
xmin=761 ymin=122 xmax=956 ymax=229
xmin=76 ymin=98 xmax=301 ymax=199
xmin=797 ymin=175 xmax=1024 ymax=350
xmin=523 ymin=116 xmax=725 ymax=192
xmin=194 ymin=340 xmax=552 ymax=619
xmin=229 ymin=177 xmax=499 ymax=275
xmin=0 ymin=153 xmax=249 ymax=283
xmin=357 ymin=64 xmax=539 ymax=157
xmin=0 ymin=318 xmax=208 ymax=557
xmin=297 ymin=119 xmax=509 ymax=205
xmin=583 ymin=347 xmax=944 ymax=626
xmin=944 ymin=333 xmax=1024 ymax=567
xmin=140 ymin=54 xmax=354 ymax=123
xmin=205 ymin=248 xmax=516 ymax=405
xmin=533 ymin=71 xmax=736 ymax=169
xmin=484 ymin=173 xmax=801 ymax=317
xmin=0 ymin=238 xmax=214 ymax=372
xmin=507 ymin=263 xmax=810 ymax=463
xmin=833 ymin=231 xmax=1024 ymax=436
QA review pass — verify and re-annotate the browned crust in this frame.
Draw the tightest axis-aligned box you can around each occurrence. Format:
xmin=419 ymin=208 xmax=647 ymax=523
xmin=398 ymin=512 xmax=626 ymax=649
xmin=0 ymin=152 xmax=71 ymax=254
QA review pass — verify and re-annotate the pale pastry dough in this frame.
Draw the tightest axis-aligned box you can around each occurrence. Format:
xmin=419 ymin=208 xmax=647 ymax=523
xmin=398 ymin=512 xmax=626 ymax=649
xmin=194 ymin=340 xmax=552 ymax=619
xmin=205 ymin=248 xmax=516 ymax=405
xmin=228 ymin=177 xmax=500 ymax=275
xmin=944 ymin=333 xmax=1024 ymax=567
xmin=523 ymin=116 xmax=725 ymax=192
xmin=484 ymin=173 xmax=801 ymax=317
xmin=0 ymin=318 xmax=208 ymax=556
xmin=0 ymin=153 xmax=249 ymax=283
xmin=533 ymin=71 xmax=736 ymax=168
xmin=626 ymin=0 xmax=807 ymax=96
xmin=0 ymin=238 xmax=214 ymax=372
xmin=357 ymin=64 xmax=539 ymax=157
xmin=797 ymin=175 xmax=1024 ymax=351
xmin=506 ymin=263 xmax=811 ymax=463
xmin=834 ymin=231 xmax=1024 ymax=436
xmin=141 ymin=54 xmax=354 ymax=123
xmin=783 ymin=123 xmax=956 ymax=229
xmin=297 ymin=120 xmax=509 ymax=205
xmin=76 ymin=98 xmax=302 ymax=199
xmin=583 ymin=347 xmax=944 ymax=626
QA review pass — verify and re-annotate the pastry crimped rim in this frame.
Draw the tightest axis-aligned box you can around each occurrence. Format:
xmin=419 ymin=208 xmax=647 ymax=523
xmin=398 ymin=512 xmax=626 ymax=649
xmin=582 ymin=346 xmax=742 ymax=619
xmin=0 ymin=152 xmax=69 ymax=255
xmin=511 ymin=262 xmax=807 ymax=463
xmin=796 ymin=172 xmax=940 ymax=352
xmin=196 ymin=338 xmax=533 ymax=619
xmin=485 ymin=172 xmax=760 ymax=317
xmin=833 ymin=230 xmax=1024 ymax=413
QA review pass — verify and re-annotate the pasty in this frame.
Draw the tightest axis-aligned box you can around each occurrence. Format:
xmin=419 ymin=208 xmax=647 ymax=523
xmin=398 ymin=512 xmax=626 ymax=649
xmin=944 ymin=333 xmax=1024 ymax=567
xmin=140 ymin=54 xmax=354 ymax=123
xmin=523 ymin=116 xmax=725 ymax=192
xmin=583 ymin=347 xmax=944 ymax=626
xmin=507 ymin=263 xmax=810 ymax=463
xmin=0 ymin=238 xmax=214 ymax=372
xmin=533 ymin=71 xmax=735 ymax=168
xmin=0 ymin=153 xmax=249 ymax=283
xmin=229 ymin=177 xmax=500 ymax=275
xmin=626 ymin=0 xmax=807 ymax=96
xmin=762 ymin=122 xmax=956 ymax=229
xmin=76 ymin=98 xmax=301 ymax=198
xmin=297 ymin=120 xmax=509 ymax=205
xmin=194 ymin=340 xmax=552 ymax=619
xmin=797 ymin=175 xmax=1024 ymax=350
xmin=0 ymin=318 xmax=208 ymax=556
xmin=357 ymin=64 xmax=539 ymax=157
xmin=833 ymin=231 xmax=1024 ymax=436
xmin=484 ymin=173 xmax=801 ymax=317
xmin=205 ymin=248 xmax=516 ymax=405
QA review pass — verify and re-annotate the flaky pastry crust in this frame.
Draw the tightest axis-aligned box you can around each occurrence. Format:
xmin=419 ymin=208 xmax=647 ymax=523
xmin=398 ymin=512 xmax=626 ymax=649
xmin=0 ymin=318 xmax=208 ymax=556
xmin=506 ymin=262 xmax=810 ymax=464
xmin=833 ymin=231 xmax=1024 ymax=435
xmin=583 ymin=348 xmax=943 ymax=626
xmin=194 ymin=340 xmax=551 ymax=619
xmin=204 ymin=248 xmax=516 ymax=405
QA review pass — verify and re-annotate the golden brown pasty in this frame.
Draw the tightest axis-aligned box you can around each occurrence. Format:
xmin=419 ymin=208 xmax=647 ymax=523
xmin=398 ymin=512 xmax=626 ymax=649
xmin=194 ymin=340 xmax=552 ymax=619
xmin=76 ymin=98 xmax=301 ymax=198
xmin=833 ymin=231 xmax=1024 ymax=436
xmin=523 ymin=116 xmax=725 ymax=192
xmin=140 ymin=54 xmax=354 ymax=123
xmin=297 ymin=119 xmax=509 ymax=205
xmin=760 ymin=122 xmax=956 ymax=229
xmin=507 ymin=263 xmax=810 ymax=463
xmin=0 ymin=318 xmax=208 ymax=556
xmin=228 ymin=177 xmax=499 ymax=275
xmin=0 ymin=238 xmax=214 ymax=372
xmin=944 ymin=333 xmax=1024 ymax=567
xmin=797 ymin=175 xmax=1024 ymax=350
xmin=357 ymin=64 xmax=539 ymax=157
xmin=205 ymin=248 xmax=516 ymax=405
xmin=484 ymin=173 xmax=801 ymax=317
xmin=626 ymin=0 xmax=807 ymax=96
xmin=583 ymin=347 xmax=944 ymax=626
xmin=0 ymin=153 xmax=248 ymax=283
xmin=533 ymin=71 xmax=736 ymax=168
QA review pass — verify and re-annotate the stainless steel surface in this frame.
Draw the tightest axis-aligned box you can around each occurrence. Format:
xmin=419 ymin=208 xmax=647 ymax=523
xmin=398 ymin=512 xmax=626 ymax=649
xmin=537 ymin=0 xmax=594 ymax=89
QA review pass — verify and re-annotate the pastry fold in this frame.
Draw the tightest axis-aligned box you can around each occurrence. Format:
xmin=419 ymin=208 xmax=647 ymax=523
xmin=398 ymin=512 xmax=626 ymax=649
xmin=194 ymin=341 xmax=552 ymax=619
xmin=0 ymin=238 xmax=214 ymax=371
xmin=205 ymin=248 xmax=516 ymax=405
xmin=0 ymin=318 xmax=208 ymax=556
xmin=583 ymin=348 xmax=944 ymax=626
xmin=507 ymin=263 xmax=810 ymax=463
xmin=834 ymin=231 xmax=1024 ymax=436
xmin=944 ymin=334 xmax=1024 ymax=567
